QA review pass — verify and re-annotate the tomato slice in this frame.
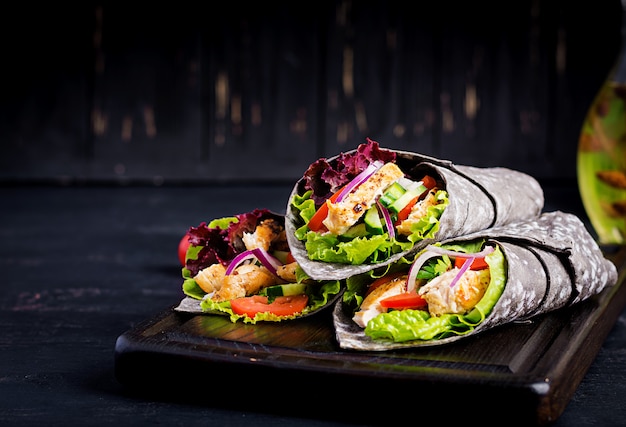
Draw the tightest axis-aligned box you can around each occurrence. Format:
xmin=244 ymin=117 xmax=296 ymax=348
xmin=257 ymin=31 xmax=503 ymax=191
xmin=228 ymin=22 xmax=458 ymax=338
xmin=230 ymin=294 xmax=309 ymax=317
xmin=365 ymin=271 xmax=406 ymax=296
xmin=395 ymin=196 xmax=420 ymax=224
xmin=379 ymin=292 xmax=427 ymax=310
xmin=178 ymin=233 xmax=191 ymax=266
xmin=307 ymin=185 xmax=346 ymax=232
xmin=454 ymin=256 xmax=489 ymax=270
xmin=272 ymin=250 xmax=297 ymax=264
xmin=421 ymin=175 xmax=437 ymax=190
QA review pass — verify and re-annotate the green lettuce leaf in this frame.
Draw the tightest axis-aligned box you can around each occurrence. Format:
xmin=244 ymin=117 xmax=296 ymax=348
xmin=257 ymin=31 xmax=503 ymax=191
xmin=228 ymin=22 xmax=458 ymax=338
xmin=291 ymin=189 xmax=449 ymax=265
xmin=207 ymin=216 xmax=238 ymax=229
xmin=182 ymin=277 xmax=205 ymax=300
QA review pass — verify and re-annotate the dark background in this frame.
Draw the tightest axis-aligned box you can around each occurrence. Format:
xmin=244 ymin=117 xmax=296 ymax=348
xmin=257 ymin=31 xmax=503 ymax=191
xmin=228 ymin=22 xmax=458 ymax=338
xmin=0 ymin=0 xmax=622 ymax=185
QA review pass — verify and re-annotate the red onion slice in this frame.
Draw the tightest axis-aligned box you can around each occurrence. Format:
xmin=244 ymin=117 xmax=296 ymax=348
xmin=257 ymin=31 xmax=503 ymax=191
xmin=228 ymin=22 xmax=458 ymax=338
xmin=425 ymin=244 xmax=495 ymax=259
xmin=405 ymin=249 xmax=441 ymax=293
xmin=224 ymin=248 xmax=282 ymax=277
xmin=376 ymin=200 xmax=395 ymax=240
xmin=335 ymin=160 xmax=384 ymax=203
xmin=251 ymin=247 xmax=282 ymax=275
xmin=225 ymin=250 xmax=257 ymax=275
xmin=449 ymin=257 xmax=474 ymax=288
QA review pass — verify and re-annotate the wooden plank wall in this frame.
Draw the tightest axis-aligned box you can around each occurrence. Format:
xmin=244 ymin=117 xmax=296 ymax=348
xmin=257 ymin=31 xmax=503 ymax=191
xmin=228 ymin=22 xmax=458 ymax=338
xmin=0 ymin=0 xmax=621 ymax=184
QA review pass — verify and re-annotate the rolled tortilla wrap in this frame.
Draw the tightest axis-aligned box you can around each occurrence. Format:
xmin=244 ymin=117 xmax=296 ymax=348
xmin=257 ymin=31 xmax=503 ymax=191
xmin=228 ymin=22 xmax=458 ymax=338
xmin=333 ymin=211 xmax=618 ymax=351
xmin=177 ymin=209 xmax=343 ymax=323
xmin=286 ymin=142 xmax=545 ymax=281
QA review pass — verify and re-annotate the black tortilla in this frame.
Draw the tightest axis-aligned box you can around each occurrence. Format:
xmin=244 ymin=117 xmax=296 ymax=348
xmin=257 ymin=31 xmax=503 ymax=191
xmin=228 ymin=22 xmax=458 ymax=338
xmin=333 ymin=211 xmax=618 ymax=350
xmin=286 ymin=148 xmax=545 ymax=281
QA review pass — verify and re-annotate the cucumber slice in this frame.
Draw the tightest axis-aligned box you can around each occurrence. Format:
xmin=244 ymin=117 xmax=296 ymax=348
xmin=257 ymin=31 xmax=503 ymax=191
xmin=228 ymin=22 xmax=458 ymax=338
xmin=364 ymin=205 xmax=384 ymax=234
xmin=342 ymin=223 xmax=369 ymax=238
xmin=379 ymin=182 xmax=406 ymax=207
xmin=271 ymin=250 xmax=291 ymax=264
xmin=388 ymin=185 xmax=426 ymax=213
xmin=263 ymin=283 xmax=307 ymax=297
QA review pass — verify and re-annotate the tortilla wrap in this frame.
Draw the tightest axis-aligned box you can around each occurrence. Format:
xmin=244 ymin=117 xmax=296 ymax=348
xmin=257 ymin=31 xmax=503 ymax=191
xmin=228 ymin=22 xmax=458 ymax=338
xmin=286 ymin=146 xmax=545 ymax=281
xmin=333 ymin=211 xmax=618 ymax=350
xmin=176 ymin=209 xmax=343 ymax=323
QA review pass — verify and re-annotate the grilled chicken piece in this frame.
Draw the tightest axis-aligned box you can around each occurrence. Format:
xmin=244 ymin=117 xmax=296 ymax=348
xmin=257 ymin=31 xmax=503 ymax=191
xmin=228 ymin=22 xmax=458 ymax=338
xmin=395 ymin=187 xmax=441 ymax=235
xmin=418 ymin=268 xmax=490 ymax=316
xmin=242 ymin=218 xmax=286 ymax=251
xmin=323 ymin=162 xmax=405 ymax=235
xmin=211 ymin=264 xmax=279 ymax=302
xmin=194 ymin=218 xmax=289 ymax=302
xmin=194 ymin=263 xmax=226 ymax=294
xmin=352 ymin=274 xmax=407 ymax=328
xmin=276 ymin=261 xmax=298 ymax=282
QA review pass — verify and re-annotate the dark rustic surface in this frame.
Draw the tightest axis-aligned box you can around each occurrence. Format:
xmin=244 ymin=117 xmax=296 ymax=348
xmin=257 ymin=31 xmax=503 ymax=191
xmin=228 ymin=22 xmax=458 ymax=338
xmin=1 ymin=182 xmax=625 ymax=426
xmin=0 ymin=1 xmax=623 ymax=183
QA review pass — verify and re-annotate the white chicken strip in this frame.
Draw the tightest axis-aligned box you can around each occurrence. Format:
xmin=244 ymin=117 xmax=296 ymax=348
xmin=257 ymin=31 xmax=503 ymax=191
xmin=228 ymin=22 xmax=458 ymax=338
xmin=276 ymin=261 xmax=298 ymax=282
xmin=353 ymin=274 xmax=407 ymax=328
xmin=194 ymin=263 xmax=226 ymax=294
xmin=211 ymin=264 xmax=279 ymax=302
xmin=323 ymin=162 xmax=405 ymax=235
xmin=418 ymin=268 xmax=490 ymax=316
xmin=242 ymin=218 xmax=285 ymax=251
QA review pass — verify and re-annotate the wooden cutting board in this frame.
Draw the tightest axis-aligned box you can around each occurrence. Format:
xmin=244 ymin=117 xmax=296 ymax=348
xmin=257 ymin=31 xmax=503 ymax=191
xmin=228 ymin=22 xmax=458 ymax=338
xmin=114 ymin=246 xmax=626 ymax=426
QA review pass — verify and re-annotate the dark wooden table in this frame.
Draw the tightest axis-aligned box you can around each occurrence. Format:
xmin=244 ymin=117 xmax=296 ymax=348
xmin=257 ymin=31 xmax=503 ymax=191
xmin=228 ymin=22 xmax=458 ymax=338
xmin=1 ymin=182 xmax=625 ymax=427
